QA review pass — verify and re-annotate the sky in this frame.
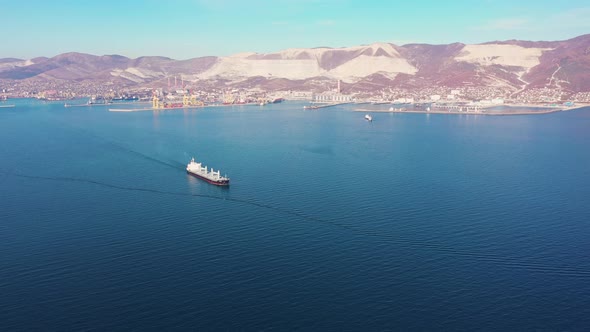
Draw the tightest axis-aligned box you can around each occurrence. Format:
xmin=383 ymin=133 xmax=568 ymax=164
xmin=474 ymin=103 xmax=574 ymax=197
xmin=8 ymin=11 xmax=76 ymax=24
xmin=1 ymin=0 xmax=589 ymax=59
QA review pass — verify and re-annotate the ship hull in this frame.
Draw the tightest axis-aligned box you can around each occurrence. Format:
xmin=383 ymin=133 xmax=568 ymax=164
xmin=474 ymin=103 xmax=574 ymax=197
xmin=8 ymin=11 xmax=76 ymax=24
xmin=187 ymin=170 xmax=230 ymax=186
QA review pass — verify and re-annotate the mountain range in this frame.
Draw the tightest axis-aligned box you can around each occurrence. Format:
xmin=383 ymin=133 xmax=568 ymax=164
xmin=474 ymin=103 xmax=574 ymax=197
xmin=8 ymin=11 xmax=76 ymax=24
xmin=1 ymin=34 xmax=589 ymax=93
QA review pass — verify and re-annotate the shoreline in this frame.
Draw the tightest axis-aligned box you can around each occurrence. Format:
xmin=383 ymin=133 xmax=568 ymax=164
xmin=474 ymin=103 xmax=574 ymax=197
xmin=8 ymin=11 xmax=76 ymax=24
xmin=109 ymin=102 xmax=267 ymax=112
xmin=354 ymin=104 xmax=590 ymax=116
xmin=65 ymin=101 xmax=150 ymax=108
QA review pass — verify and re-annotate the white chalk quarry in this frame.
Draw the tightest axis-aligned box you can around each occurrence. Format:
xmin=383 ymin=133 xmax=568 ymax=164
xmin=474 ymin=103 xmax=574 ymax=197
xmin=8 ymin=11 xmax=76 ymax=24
xmin=197 ymin=43 xmax=417 ymax=82
xmin=455 ymin=44 xmax=551 ymax=70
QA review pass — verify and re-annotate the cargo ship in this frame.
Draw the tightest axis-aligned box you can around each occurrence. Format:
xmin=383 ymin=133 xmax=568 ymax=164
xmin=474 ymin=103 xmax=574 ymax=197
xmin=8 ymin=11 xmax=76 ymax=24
xmin=186 ymin=158 xmax=230 ymax=186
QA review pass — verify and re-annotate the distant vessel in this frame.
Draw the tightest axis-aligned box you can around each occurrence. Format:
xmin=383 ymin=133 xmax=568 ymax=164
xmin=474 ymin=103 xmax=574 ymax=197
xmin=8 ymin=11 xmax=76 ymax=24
xmin=271 ymin=97 xmax=284 ymax=104
xmin=186 ymin=158 xmax=230 ymax=186
xmin=365 ymin=114 xmax=373 ymax=122
xmin=112 ymin=96 xmax=139 ymax=102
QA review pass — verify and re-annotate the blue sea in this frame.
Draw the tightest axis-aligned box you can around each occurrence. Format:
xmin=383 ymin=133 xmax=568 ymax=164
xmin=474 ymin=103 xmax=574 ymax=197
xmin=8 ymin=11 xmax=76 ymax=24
xmin=1 ymin=99 xmax=589 ymax=330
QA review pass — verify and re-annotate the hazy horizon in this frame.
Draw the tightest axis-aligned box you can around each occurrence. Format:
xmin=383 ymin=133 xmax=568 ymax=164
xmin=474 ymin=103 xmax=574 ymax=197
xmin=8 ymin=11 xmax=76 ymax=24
xmin=2 ymin=0 xmax=589 ymax=59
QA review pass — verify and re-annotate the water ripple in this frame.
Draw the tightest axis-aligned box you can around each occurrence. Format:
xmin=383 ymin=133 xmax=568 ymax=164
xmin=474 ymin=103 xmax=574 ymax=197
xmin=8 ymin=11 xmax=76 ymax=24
xmin=3 ymin=169 xmax=590 ymax=279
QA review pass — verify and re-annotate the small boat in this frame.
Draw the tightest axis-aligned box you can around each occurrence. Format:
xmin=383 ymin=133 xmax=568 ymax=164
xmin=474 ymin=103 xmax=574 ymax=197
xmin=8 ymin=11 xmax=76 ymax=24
xmin=364 ymin=114 xmax=373 ymax=122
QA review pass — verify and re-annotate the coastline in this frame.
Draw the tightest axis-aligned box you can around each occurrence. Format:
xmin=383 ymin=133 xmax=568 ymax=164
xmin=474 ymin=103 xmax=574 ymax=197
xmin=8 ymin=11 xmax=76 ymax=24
xmin=65 ymin=101 xmax=150 ymax=108
xmin=354 ymin=103 xmax=590 ymax=116
xmin=109 ymin=102 xmax=267 ymax=112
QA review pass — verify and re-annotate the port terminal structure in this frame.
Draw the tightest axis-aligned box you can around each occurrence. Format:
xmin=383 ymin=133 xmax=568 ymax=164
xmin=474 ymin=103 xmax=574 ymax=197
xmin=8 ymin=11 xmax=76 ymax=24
xmin=109 ymin=94 xmax=207 ymax=112
xmin=430 ymin=104 xmax=483 ymax=112
xmin=151 ymin=94 xmax=204 ymax=109
xmin=303 ymin=102 xmax=352 ymax=110
xmin=109 ymin=94 xmax=265 ymax=112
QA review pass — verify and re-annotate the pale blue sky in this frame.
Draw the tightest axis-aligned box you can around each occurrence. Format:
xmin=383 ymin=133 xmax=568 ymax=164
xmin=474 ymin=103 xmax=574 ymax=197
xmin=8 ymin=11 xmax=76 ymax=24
xmin=2 ymin=0 xmax=589 ymax=59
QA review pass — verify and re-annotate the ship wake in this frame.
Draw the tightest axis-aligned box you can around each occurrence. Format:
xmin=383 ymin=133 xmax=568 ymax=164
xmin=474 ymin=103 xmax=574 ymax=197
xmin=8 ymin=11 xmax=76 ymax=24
xmin=3 ymin=170 xmax=590 ymax=279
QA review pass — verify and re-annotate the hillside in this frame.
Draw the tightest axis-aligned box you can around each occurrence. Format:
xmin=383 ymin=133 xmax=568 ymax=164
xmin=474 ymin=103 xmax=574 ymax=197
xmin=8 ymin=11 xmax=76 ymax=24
xmin=1 ymin=34 xmax=589 ymax=92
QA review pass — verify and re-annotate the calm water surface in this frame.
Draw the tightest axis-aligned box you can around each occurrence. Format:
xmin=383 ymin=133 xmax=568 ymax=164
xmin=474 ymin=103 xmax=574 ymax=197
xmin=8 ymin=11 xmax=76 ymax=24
xmin=1 ymin=100 xmax=589 ymax=330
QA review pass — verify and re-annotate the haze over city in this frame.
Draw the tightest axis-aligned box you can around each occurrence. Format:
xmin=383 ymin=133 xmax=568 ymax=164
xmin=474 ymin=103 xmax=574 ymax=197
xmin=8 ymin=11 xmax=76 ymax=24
xmin=3 ymin=0 xmax=590 ymax=59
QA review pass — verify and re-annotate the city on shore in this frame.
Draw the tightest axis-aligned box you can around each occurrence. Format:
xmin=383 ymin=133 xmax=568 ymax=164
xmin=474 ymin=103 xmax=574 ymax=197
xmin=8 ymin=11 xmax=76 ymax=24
xmin=1 ymin=78 xmax=589 ymax=111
